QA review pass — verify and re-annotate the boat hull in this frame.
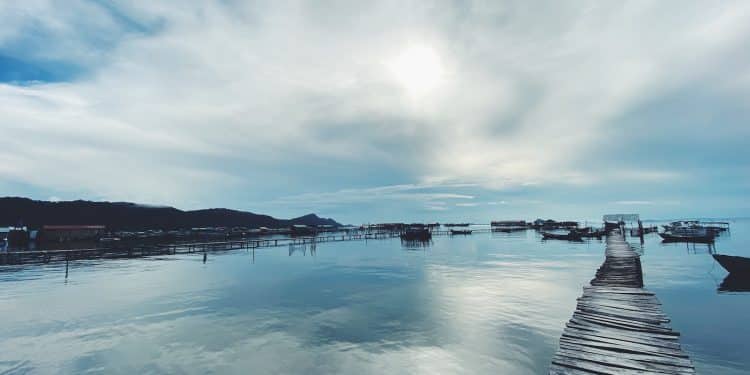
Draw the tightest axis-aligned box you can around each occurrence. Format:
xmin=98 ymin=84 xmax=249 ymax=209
xmin=658 ymin=232 xmax=714 ymax=243
xmin=713 ymin=254 xmax=750 ymax=275
xmin=542 ymin=232 xmax=583 ymax=241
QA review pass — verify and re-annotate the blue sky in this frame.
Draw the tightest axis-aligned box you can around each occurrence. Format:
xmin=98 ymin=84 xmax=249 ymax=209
xmin=1 ymin=1 xmax=749 ymax=224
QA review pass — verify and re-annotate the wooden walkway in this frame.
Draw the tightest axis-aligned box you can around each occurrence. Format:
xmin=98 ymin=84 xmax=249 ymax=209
xmin=0 ymin=229 xmax=493 ymax=265
xmin=550 ymin=230 xmax=695 ymax=374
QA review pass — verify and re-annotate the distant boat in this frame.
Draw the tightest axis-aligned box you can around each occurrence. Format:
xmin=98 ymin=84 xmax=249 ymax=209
xmin=491 ymin=220 xmax=528 ymax=232
xmin=449 ymin=229 xmax=472 ymax=235
xmin=663 ymin=220 xmax=729 ymax=236
xmin=713 ymin=254 xmax=750 ymax=275
xmin=542 ymin=231 xmax=583 ymax=241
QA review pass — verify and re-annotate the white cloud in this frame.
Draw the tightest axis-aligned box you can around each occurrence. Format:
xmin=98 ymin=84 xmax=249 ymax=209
xmin=487 ymin=201 xmax=508 ymax=206
xmin=1 ymin=1 xmax=749 ymax=214
xmin=270 ymin=183 xmax=475 ymax=206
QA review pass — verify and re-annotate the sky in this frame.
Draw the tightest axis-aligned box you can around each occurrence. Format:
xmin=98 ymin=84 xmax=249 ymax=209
xmin=1 ymin=1 xmax=749 ymax=224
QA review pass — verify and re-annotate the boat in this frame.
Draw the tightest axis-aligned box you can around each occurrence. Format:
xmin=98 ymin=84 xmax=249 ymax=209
xmin=444 ymin=223 xmax=470 ymax=227
xmin=659 ymin=232 xmax=715 ymax=243
xmin=491 ymin=221 xmax=528 ymax=232
xmin=663 ymin=220 xmax=729 ymax=237
xmin=542 ymin=231 xmax=583 ymax=241
xmin=491 ymin=220 xmax=528 ymax=232
xmin=400 ymin=228 xmax=432 ymax=241
xmin=713 ymin=254 xmax=750 ymax=274
xmin=659 ymin=226 xmax=715 ymax=243
xmin=449 ymin=229 xmax=472 ymax=235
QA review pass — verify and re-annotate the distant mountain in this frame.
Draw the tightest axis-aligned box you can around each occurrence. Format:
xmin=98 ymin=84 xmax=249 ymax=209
xmin=0 ymin=197 xmax=341 ymax=230
xmin=288 ymin=213 xmax=340 ymax=227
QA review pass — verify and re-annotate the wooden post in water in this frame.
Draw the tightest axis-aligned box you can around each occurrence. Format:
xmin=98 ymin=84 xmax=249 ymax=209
xmin=638 ymin=219 xmax=645 ymax=244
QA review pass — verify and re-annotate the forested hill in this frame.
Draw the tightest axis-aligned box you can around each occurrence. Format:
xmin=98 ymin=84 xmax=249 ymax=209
xmin=0 ymin=197 xmax=340 ymax=230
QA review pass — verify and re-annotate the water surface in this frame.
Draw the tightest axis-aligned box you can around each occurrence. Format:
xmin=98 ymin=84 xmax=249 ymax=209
xmin=1 ymin=222 xmax=748 ymax=374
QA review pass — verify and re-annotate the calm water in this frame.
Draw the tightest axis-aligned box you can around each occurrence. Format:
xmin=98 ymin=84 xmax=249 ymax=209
xmin=1 ymin=222 xmax=749 ymax=374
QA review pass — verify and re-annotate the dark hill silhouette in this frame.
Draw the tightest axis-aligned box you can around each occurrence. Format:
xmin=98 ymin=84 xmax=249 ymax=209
xmin=0 ymin=197 xmax=340 ymax=230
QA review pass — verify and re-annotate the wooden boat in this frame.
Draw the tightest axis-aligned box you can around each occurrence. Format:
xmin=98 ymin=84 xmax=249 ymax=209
xmin=400 ymin=228 xmax=432 ymax=241
xmin=713 ymin=254 xmax=750 ymax=274
xmin=449 ymin=229 xmax=472 ymax=235
xmin=492 ymin=226 xmax=526 ymax=233
xmin=491 ymin=220 xmax=528 ymax=232
xmin=541 ymin=231 xmax=583 ymax=241
xmin=659 ymin=231 xmax=714 ymax=243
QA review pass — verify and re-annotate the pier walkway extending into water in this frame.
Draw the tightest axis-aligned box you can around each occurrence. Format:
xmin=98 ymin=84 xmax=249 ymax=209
xmin=549 ymin=230 xmax=695 ymax=374
xmin=0 ymin=229 xmax=493 ymax=265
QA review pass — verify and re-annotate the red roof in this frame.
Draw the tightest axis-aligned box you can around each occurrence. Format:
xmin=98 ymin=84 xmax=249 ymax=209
xmin=43 ymin=225 xmax=106 ymax=230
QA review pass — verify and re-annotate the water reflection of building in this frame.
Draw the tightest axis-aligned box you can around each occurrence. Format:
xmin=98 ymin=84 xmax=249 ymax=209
xmin=400 ymin=239 xmax=432 ymax=250
xmin=288 ymin=242 xmax=316 ymax=256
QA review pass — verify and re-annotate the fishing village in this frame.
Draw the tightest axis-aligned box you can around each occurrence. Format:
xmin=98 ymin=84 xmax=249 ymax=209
xmin=3 ymin=204 xmax=747 ymax=375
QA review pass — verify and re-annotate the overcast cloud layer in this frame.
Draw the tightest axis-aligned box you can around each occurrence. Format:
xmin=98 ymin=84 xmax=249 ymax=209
xmin=1 ymin=1 xmax=749 ymax=223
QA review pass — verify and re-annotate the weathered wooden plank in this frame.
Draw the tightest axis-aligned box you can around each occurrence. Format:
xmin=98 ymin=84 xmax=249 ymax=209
xmin=558 ymin=342 xmax=694 ymax=369
xmin=556 ymin=348 xmax=695 ymax=374
xmin=561 ymin=329 xmax=687 ymax=357
xmin=549 ymin=363 xmax=600 ymax=375
xmin=576 ymin=301 xmax=667 ymax=317
xmin=552 ymin=354 xmax=674 ymax=375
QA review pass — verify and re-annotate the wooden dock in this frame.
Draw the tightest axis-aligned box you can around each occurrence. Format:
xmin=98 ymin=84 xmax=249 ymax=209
xmin=550 ymin=230 xmax=695 ymax=374
xmin=0 ymin=229 xmax=492 ymax=265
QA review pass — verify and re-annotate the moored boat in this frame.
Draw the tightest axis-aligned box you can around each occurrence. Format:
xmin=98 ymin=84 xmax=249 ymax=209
xmin=491 ymin=220 xmax=528 ymax=232
xmin=541 ymin=231 xmax=583 ymax=241
xmin=713 ymin=254 xmax=750 ymax=275
xmin=449 ymin=229 xmax=472 ymax=235
xmin=659 ymin=227 xmax=715 ymax=243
